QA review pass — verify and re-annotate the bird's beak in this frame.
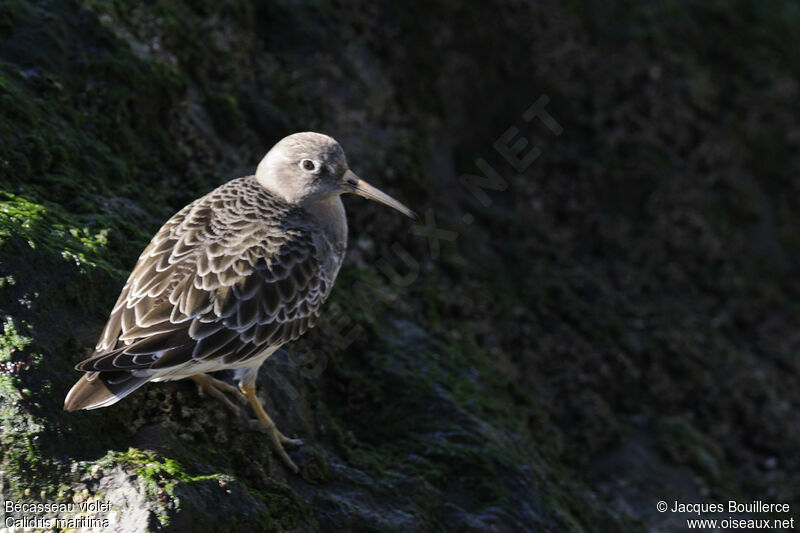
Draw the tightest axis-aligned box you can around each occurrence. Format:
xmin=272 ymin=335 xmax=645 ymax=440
xmin=342 ymin=169 xmax=418 ymax=220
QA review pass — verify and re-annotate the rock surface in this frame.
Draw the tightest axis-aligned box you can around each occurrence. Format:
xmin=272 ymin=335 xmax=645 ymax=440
xmin=1 ymin=1 xmax=799 ymax=531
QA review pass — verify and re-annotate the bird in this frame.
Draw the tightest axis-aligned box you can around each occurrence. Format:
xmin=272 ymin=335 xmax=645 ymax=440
xmin=64 ymin=132 xmax=417 ymax=472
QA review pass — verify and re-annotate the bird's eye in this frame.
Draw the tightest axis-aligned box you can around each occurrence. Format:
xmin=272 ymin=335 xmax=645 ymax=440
xmin=301 ymin=159 xmax=315 ymax=171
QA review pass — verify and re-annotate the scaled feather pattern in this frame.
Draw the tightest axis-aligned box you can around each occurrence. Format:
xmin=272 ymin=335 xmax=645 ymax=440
xmin=76 ymin=176 xmax=335 ymax=377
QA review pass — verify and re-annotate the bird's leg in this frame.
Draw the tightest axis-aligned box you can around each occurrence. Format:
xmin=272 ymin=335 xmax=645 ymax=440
xmin=190 ymin=374 xmax=248 ymax=414
xmin=239 ymin=382 xmax=303 ymax=473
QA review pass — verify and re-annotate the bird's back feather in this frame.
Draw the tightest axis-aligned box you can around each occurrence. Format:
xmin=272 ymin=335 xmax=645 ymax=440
xmin=70 ymin=176 xmax=341 ymax=383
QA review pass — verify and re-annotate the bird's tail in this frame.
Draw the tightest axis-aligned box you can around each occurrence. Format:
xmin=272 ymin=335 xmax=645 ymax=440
xmin=64 ymin=371 xmax=150 ymax=411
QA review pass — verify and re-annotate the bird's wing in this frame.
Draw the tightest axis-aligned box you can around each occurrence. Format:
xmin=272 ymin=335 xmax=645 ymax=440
xmin=77 ymin=177 xmax=332 ymax=372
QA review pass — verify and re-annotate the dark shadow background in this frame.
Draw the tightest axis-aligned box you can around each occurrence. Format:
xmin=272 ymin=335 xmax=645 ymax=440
xmin=1 ymin=1 xmax=798 ymax=531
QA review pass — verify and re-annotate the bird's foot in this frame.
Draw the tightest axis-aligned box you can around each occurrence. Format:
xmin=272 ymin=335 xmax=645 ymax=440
xmin=248 ymin=418 xmax=304 ymax=446
xmin=248 ymin=418 xmax=303 ymax=473
xmin=190 ymin=374 xmax=248 ymax=415
xmin=240 ymin=384 xmax=303 ymax=473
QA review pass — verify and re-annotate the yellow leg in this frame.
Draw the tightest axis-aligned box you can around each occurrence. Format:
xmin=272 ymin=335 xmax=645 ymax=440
xmin=190 ymin=374 xmax=247 ymax=414
xmin=239 ymin=383 xmax=303 ymax=473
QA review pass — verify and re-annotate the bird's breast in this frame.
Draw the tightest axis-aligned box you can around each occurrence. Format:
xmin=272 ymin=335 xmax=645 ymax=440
xmin=305 ymin=197 xmax=347 ymax=279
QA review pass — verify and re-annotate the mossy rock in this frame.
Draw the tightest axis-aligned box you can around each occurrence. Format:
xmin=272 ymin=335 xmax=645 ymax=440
xmin=1 ymin=0 xmax=799 ymax=531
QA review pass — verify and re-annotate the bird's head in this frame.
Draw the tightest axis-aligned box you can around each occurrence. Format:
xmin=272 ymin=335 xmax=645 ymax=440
xmin=256 ymin=132 xmax=417 ymax=219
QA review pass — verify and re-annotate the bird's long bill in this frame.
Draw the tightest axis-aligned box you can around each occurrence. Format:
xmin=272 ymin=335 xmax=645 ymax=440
xmin=343 ymin=170 xmax=418 ymax=220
